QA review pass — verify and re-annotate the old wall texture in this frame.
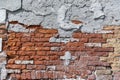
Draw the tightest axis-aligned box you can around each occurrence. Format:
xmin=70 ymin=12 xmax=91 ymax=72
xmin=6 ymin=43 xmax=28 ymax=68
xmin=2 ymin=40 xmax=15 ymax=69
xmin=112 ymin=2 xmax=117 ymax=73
xmin=0 ymin=0 xmax=120 ymax=80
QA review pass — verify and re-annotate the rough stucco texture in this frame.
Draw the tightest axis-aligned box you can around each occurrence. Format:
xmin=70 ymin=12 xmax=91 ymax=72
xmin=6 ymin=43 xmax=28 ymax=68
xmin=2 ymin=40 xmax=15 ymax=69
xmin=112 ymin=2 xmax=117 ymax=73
xmin=6 ymin=0 xmax=120 ymax=33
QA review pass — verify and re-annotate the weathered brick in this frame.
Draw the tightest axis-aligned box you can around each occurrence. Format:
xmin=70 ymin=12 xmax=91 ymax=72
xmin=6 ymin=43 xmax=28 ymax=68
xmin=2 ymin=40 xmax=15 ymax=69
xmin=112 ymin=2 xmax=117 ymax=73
xmin=37 ymin=51 xmax=46 ymax=56
xmin=95 ymin=70 xmax=112 ymax=75
xmin=6 ymin=64 xmax=26 ymax=69
xmin=21 ymin=37 xmax=30 ymax=42
xmin=39 ymin=29 xmax=58 ymax=34
xmin=94 ymin=47 xmax=114 ymax=52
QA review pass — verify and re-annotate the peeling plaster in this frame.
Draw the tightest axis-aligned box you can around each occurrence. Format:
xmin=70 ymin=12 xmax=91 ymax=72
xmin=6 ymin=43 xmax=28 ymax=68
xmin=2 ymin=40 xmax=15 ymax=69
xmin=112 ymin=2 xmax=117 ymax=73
xmin=8 ymin=24 xmax=35 ymax=32
xmin=8 ymin=11 xmax=44 ymax=26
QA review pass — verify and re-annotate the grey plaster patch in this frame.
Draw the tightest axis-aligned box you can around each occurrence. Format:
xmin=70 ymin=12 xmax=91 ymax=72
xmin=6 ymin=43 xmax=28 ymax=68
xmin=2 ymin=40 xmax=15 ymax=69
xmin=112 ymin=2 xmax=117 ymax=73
xmin=8 ymin=11 xmax=44 ymax=26
xmin=60 ymin=51 xmax=72 ymax=66
xmin=0 ymin=9 xmax=6 ymax=24
xmin=57 ymin=4 xmax=83 ymax=31
xmin=1 ymin=66 xmax=7 ymax=80
xmin=22 ymin=0 xmax=55 ymax=16
xmin=8 ymin=24 xmax=35 ymax=32
xmin=5 ymin=0 xmax=120 ymax=33
xmin=41 ymin=13 xmax=58 ymax=29
xmin=60 ymin=51 xmax=76 ymax=66
xmin=0 ymin=0 xmax=21 ymax=11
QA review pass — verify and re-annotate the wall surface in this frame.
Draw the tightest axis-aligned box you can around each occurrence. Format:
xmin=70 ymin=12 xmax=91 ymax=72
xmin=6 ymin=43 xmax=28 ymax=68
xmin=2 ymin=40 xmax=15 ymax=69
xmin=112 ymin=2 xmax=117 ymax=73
xmin=0 ymin=0 xmax=120 ymax=80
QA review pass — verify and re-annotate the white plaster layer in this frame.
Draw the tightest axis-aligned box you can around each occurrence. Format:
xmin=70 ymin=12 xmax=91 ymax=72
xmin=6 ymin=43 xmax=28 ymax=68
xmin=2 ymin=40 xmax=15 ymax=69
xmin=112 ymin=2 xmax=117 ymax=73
xmin=15 ymin=60 xmax=34 ymax=64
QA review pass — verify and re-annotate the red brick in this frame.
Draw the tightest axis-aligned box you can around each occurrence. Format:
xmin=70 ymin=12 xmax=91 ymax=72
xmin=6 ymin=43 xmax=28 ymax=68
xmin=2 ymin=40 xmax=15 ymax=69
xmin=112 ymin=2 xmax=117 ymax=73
xmin=17 ymin=51 xmax=25 ymax=56
xmin=94 ymin=47 xmax=114 ymax=52
xmin=20 ymin=46 xmax=35 ymax=51
xmin=89 ymin=38 xmax=106 ymax=43
xmin=36 ymin=71 xmax=44 ymax=79
xmin=8 ymin=38 xmax=20 ymax=42
xmin=66 ymin=42 xmax=84 ymax=47
xmin=6 ymin=64 xmax=26 ymax=69
xmin=88 ymin=52 xmax=109 ymax=57
xmin=8 ymin=59 xmax=15 ymax=64
xmin=37 ymin=51 xmax=46 ymax=56
xmin=39 ymin=38 xmax=49 ymax=42
xmin=25 ymin=51 xmax=36 ymax=56
xmin=19 ymin=56 xmax=30 ymax=60
xmin=21 ymin=37 xmax=30 ymax=42
xmin=0 ymin=25 xmax=7 ymax=29
xmin=35 ymin=42 xmax=43 ymax=47
xmin=80 ymin=56 xmax=99 ymax=61
xmin=35 ymin=47 xmax=50 ymax=51
xmin=34 ymin=33 xmax=44 ymax=37
xmin=49 ymin=55 xmax=59 ymax=60
xmin=27 ymin=65 xmax=46 ymax=70
xmin=8 ymin=32 xmax=16 ymax=39
xmin=36 ymin=65 xmax=46 ymax=70
xmin=16 ymin=42 xmax=22 ymax=46
xmin=7 ymin=51 xmax=16 ymax=56
xmin=21 ymin=73 xmax=26 ymax=79
xmin=25 ymin=72 xmax=31 ymax=79
xmin=34 ymin=56 xmax=49 ymax=60
xmin=9 ymin=47 xmax=19 ymax=51
xmin=0 ymin=34 xmax=7 ymax=40
xmin=15 ymin=33 xmax=23 ymax=38
xmin=44 ymin=34 xmax=53 ymax=38
xmin=0 ymin=29 xmax=6 ymax=34
xmin=22 ymin=42 xmax=34 ymax=46
xmin=35 ymin=61 xmax=45 ymax=65
xmin=7 ymin=42 xmax=16 ymax=46
xmin=31 ymin=38 xmax=40 ymax=42
xmin=56 ymin=71 xmax=65 ymax=79
xmin=39 ymin=29 xmax=58 ymax=34
xmin=82 ymin=33 xmax=102 ymax=38
xmin=15 ymin=74 xmax=21 ymax=79
xmin=72 ymin=32 xmax=82 ymax=38
xmin=80 ymin=38 xmax=88 ymax=42
xmin=87 ymin=61 xmax=110 ymax=66
xmin=71 ymin=20 xmax=83 ymax=24
xmin=31 ymin=70 xmax=35 ymax=80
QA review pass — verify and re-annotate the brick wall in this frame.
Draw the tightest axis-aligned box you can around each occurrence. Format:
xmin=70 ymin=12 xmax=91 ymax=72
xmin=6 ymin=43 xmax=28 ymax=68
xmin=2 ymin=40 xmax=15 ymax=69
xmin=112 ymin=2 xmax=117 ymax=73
xmin=4 ymin=24 xmax=120 ymax=80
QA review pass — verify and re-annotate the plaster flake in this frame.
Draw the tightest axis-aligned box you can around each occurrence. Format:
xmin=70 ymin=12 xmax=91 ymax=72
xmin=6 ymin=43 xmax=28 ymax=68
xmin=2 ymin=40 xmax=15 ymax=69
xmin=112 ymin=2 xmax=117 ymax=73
xmin=60 ymin=51 xmax=76 ymax=66
xmin=90 ymin=0 xmax=105 ymax=19
xmin=57 ymin=4 xmax=83 ymax=31
xmin=1 ymin=66 xmax=7 ymax=80
xmin=0 ymin=0 xmax=21 ymax=11
xmin=0 ymin=9 xmax=6 ymax=24
xmin=8 ymin=24 xmax=35 ymax=32
xmin=8 ymin=11 xmax=44 ymax=26
xmin=7 ymin=69 xmax=21 ymax=73
xmin=23 ymin=0 xmax=54 ymax=16
xmin=84 ymin=43 xmax=102 ymax=47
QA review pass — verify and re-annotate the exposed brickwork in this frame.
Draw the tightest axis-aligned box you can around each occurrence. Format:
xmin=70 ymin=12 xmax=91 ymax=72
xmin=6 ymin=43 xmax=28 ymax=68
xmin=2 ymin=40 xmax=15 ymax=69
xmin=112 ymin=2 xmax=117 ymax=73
xmin=4 ymin=24 xmax=120 ymax=80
